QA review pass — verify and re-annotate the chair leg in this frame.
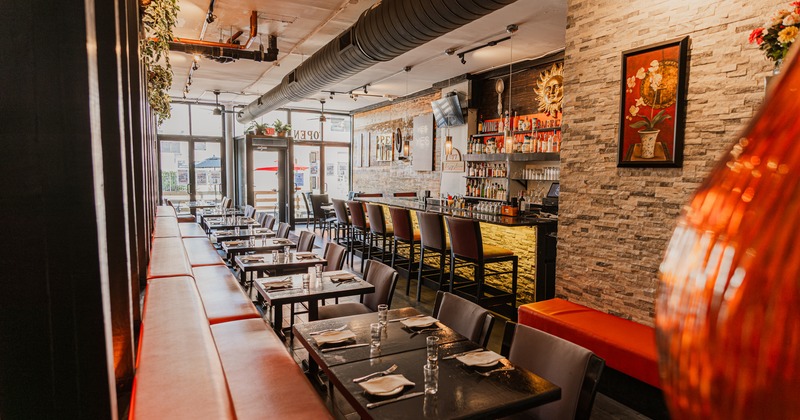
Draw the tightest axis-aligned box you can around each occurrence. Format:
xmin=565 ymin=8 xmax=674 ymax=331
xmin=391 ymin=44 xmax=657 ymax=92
xmin=416 ymin=247 xmax=425 ymax=302
xmin=405 ymin=243 xmax=415 ymax=296
xmin=449 ymin=253 xmax=456 ymax=293
xmin=476 ymin=263 xmax=485 ymax=305
xmin=391 ymin=238 xmax=398 ymax=268
xmin=438 ymin=252 xmax=446 ymax=291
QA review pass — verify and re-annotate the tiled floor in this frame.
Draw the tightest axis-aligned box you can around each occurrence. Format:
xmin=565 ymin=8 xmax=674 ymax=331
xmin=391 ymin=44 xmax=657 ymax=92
xmin=253 ymin=226 xmax=653 ymax=419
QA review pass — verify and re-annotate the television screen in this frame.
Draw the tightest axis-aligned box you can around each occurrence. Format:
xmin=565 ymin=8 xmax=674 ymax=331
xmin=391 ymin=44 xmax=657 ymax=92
xmin=431 ymin=94 xmax=465 ymax=127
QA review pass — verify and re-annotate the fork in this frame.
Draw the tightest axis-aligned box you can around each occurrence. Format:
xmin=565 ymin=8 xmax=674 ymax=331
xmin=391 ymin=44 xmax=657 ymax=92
xmin=352 ymin=364 xmax=398 ymax=383
xmin=476 ymin=366 xmax=515 ymax=377
xmin=409 ymin=328 xmax=438 ymax=337
xmin=310 ymin=325 xmax=348 ymax=336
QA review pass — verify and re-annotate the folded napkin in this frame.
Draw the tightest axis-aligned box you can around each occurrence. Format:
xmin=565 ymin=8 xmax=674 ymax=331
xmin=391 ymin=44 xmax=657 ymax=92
xmin=400 ymin=316 xmax=438 ymax=329
xmin=271 ymin=238 xmax=291 ymax=244
xmin=225 ymin=240 xmax=245 ymax=246
xmin=456 ymin=350 xmax=503 ymax=367
xmin=314 ymin=329 xmax=356 ymax=345
xmin=358 ymin=374 xmax=415 ymax=396
xmin=241 ymin=256 xmax=264 ymax=263
xmin=261 ymin=278 xmax=293 ymax=290
xmin=327 ymin=273 xmax=356 ymax=282
xmin=216 ymin=230 xmax=234 ymax=236
xmin=294 ymin=252 xmax=318 ymax=260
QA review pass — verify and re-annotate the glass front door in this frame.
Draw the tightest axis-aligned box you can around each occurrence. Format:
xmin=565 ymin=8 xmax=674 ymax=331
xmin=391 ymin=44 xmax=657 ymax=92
xmin=252 ymin=148 xmax=287 ymax=221
xmin=193 ymin=141 xmax=223 ymax=203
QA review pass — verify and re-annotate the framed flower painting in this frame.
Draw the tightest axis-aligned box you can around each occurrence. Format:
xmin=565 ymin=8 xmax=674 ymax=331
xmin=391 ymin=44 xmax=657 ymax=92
xmin=618 ymin=36 xmax=689 ymax=167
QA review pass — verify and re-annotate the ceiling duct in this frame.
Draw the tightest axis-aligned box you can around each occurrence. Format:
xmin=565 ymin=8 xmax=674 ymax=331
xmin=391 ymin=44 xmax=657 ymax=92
xmin=237 ymin=0 xmax=517 ymax=123
xmin=169 ymin=35 xmax=279 ymax=63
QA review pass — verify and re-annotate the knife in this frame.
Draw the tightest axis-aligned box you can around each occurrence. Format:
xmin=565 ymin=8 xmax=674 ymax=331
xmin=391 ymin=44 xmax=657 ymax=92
xmin=366 ymin=391 xmax=424 ymax=409
xmin=388 ymin=314 xmax=426 ymax=323
xmin=442 ymin=348 xmax=484 ymax=360
xmin=321 ymin=343 xmax=369 ymax=353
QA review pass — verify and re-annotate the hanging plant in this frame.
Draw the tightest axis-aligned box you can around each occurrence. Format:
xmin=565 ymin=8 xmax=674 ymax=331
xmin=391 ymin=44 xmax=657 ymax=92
xmin=140 ymin=0 xmax=179 ymax=125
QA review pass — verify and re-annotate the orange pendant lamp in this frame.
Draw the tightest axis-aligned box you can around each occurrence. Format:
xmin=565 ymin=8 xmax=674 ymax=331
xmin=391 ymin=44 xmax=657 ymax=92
xmin=657 ymin=47 xmax=800 ymax=418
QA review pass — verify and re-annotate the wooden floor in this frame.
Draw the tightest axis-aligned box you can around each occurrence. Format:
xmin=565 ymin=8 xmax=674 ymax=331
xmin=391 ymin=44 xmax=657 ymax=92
xmin=262 ymin=225 xmax=654 ymax=419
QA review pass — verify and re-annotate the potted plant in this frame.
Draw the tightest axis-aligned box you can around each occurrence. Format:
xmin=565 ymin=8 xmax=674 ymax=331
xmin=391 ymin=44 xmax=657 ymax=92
xmin=246 ymin=121 xmax=271 ymax=135
xmin=273 ymin=119 xmax=292 ymax=137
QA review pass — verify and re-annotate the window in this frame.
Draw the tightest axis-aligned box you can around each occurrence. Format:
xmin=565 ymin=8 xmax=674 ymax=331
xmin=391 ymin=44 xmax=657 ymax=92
xmin=157 ymin=103 xmax=190 ymax=135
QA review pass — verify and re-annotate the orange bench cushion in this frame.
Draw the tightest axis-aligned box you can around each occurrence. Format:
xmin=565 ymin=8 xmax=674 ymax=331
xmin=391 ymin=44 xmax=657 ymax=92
xmin=147 ymin=238 xmax=193 ymax=280
xmin=192 ymin=265 xmax=260 ymax=324
xmin=519 ymin=298 xmax=660 ymax=388
xmin=156 ymin=205 xmax=177 ymax=217
xmin=183 ymin=238 xmax=225 ymax=267
xmin=179 ymin=222 xmax=208 ymax=238
xmin=210 ymin=319 xmax=333 ymax=420
xmin=131 ymin=277 xmax=235 ymax=419
xmin=152 ymin=216 xmax=180 ymax=238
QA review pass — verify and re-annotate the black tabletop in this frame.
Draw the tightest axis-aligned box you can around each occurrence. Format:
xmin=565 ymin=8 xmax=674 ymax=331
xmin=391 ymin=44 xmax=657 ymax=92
xmin=234 ymin=252 xmax=326 ymax=272
xmin=252 ymin=272 xmax=375 ymax=306
xmin=221 ymin=238 xmax=295 ymax=253
xmin=328 ymin=343 xmax=561 ymax=419
xmin=213 ymin=228 xmax=275 ymax=241
xmin=293 ymin=308 xmax=467 ymax=368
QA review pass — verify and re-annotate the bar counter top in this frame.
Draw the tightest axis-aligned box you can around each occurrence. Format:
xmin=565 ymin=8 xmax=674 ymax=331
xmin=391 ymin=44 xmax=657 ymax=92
xmin=355 ymin=197 xmax=557 ymax=227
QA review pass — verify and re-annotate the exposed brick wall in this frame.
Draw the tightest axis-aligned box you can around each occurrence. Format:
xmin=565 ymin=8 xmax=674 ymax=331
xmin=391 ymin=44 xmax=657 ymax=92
xmin=559 ymin=0 xmax=781 ymax=325
xmin=353 ymin=92 xmax=442 ymax=196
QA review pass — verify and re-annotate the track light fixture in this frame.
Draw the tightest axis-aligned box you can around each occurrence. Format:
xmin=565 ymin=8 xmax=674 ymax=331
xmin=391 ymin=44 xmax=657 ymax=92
xmin=206 ymin=11 xmax=216 ymax=24
xmin=363 ymin=85 xmax=368 ymax=94
xmin=329 ymin=92 xmax=334 ymax=100
xmin=459 ymin=54 xmax=466 ymax=65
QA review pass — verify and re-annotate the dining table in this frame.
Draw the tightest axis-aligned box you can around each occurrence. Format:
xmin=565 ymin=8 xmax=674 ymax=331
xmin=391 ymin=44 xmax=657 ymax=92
xmin=233 ymin=251 xmax=327 ymax=292
xmin=253 ymin=270 xmax=375 ymax=337
xmin=292 ymin=308 xmax=561 ymax=420
xmin=220 ymin=237 xmax=295 ymax=261
xmin=211 ymin=228 xmax=275 ymax=243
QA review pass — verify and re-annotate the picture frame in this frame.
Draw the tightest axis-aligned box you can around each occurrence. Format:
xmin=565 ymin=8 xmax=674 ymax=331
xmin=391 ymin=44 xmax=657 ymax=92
xmin=618 ymin=36 xmax=688 ymax=168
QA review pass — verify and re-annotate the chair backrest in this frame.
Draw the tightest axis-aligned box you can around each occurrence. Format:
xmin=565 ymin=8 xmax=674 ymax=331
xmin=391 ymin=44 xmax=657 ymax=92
xmin=276 ymin=222 xmax=290 ymax=239
xmin=296 ymin=231 xmax=315 ymax=252
xmin=365 ymin=204 xmax=389 ymax=235
xmin=508 ymin=324 xmax=605 ymax=420
xmin=354 ymin=192 xmax=383 ymax=198
xmin=392 ymin=192 xmax=417 ymax=198
xmin=347 ymin=201 xmax=368 ymax=230
xmin=332 ymin=199 xmax=349 ymax=225
xmin=310 ymin=194 xmax=330 ymax=222
xmin=388 ymin=207 xmax=414 ymax=242
xmin=322 ymin=242 xmax=347 ymax=271
xmin=416 ymin=211 xmax=447 ymax=251
xmin=244 ymin=204 xmax=255 ymax=219
xmin=432 ymin=291 xmax=493 ymax=347
xmin=221 ymin=197 xmax=232 ymax=209
xmin=445 ymin=217 xmax=482 ymax=260
xmin=262 ymin=214 xmax=276 ymax=230
xmin=300 ymin=192 xmax=312 ymax=219
xmin=362 ymin=260 xmax=399 ymax=311
xmin=255 ymin=211 xmax=268 ymax=226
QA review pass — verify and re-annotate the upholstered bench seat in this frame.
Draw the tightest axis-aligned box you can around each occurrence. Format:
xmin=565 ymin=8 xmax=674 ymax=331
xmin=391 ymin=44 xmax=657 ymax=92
xmin=210 ymin=319 xmax=333 ymax=420
xmin=147 ymin=238 xmax=193 ymax=280
xmin=183 ymin=238 xmax=225 ymax=267
xmin=156 ymin=205 xmax=177 ymax=217
xmin=192 ymin=265 xmax=260 ymax=324
xmin=179 ymin=222 xmax=208 ymax=238
xmin=152 ymin=216 xmax=180 ymax=238
xmin=519 ymin=298 xmax=659 ymax=388
xmin=131 ymin=277 xmax=235 ymax=419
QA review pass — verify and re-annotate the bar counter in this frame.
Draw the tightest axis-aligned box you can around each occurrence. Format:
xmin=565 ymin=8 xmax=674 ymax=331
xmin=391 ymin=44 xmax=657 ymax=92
xmin=355 ymin=197 xmax=557 ymax=305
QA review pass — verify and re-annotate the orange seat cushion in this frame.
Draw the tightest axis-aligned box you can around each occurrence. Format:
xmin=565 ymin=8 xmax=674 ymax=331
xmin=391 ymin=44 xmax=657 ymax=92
xmin=156 ymin=205 xmax=177 ymax=217
xmin=484 ymin=244 xmax=514 ymax=258
xmin=179 ymin=222 xmax=207 ymax=238
xmin=131 ymin=277 xmax=235 ymax=419
xmin=183 ymin=238 xmax=225 ymax=267
xmin=153 ymin=216 xmax=180 ymax=238
xmin=518 ymin=298 xmax=660 ymax=388
xmin=193 ymin=265 xmax=260 ymax=324
xmin=211 ymin=319 xmax=333 ymax=419
xmin=147 ymin=238 xmax=193 ymax=280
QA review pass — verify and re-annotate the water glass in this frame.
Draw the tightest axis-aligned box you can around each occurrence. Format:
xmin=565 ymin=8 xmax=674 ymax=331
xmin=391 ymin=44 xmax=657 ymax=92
xmin=302 ymin=274 xmax=310 ymax=292
xmin=370 ymin=323 xmax=382 ymax=352
xmin=284 ymin=245 xmax=291 ymax=256
xmin=315 ymin=263 xmax=323 ymax=276
xmin=377 ymin=304 xmax=388 ymax=327
xmin=271 ymin=250 xmax=278 ymax=262
xmin=424 ymin=364 xmax=439 ymax=395
xmin=249 ymin=236 xmax=255 ymax=247
xmin=234 ymin=226 xmax=240 ymax=235
xmin=426 ymin=336 xmax=440 ymax=367
xmin=261 ymin=235 xmax=267 ymax=246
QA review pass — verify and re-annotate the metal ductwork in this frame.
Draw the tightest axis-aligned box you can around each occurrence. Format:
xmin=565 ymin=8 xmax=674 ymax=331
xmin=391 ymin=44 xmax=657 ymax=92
xmin=237 ymin=0 xmax=517 ymax=123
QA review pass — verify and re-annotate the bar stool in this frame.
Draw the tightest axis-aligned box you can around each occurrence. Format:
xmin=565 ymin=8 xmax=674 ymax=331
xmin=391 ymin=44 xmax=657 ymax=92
xmin=445 ymin=217 xmax=518 ymax=319
xmin=331 ymin=199 xmax=351 ymax=256
xmin=415 ymin=211 xmax=450 ymax=302
xmin=347 ymin=201 xmax=370 ymax=272
xmin=366 ymin=203 xmax=393 ymax=266
xmin=388 ymin=207 xmax=421 ymax=296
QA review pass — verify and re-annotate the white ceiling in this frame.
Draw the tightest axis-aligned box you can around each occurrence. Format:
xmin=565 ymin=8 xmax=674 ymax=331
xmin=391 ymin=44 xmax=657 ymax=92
xmin=169 ymin=0 xmax=567 ymax=113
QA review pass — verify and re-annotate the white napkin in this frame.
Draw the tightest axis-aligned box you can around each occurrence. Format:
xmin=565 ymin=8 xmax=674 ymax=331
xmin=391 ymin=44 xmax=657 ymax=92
xmin=314 ymin=329 xmax=356 ymax=345
xmin=226 ymin=240 xmax=244 ymax=246
xmin=294 ymin=252 xmax=318 ymax=260
xmin=327 ymin=272 xmax=356 ymax=282
xmin=216 ymin=230 xmax=233 ymax=235
xmin=358 ymin=374 xmax=415 ymax=396
xmin=241 ymin=256 xmax=264 ymax=263
xmin=400 ymin=316 xmax=438 ymax=329
xmin=456 ymin=350 xmax=503 ymax=367
xmin=272 ymin=238 xmax=291 ymax=244
xmin=261 ymin=278 xmax=293 ymax=290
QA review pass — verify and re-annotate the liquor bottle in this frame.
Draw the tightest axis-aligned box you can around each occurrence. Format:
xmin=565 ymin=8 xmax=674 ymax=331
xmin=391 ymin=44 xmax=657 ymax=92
xmin=478 ymin=116 xmax=484 ymax=133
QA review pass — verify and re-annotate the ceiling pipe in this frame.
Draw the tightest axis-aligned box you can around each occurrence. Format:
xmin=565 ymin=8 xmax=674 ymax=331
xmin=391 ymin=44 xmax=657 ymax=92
xmin=237 ymin=0 xmax=517 ymax=123
xmin=168 ymin=40 xmax=278 ymax=62
xmin=243 ymin=10 xmax=258 ymax=49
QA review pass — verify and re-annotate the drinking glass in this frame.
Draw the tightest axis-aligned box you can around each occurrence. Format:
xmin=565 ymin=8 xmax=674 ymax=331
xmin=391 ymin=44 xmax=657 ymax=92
xmin=261 ymin=235 xmax=267 ymax=246
xmin=284 ymin=245 xmax=291 ymax=261
xmin=234 ymin=226 xmax=240 ymax=235
xmin=424 ymin=364 xmax=439 ymax=395
xmin=370 ymin=323 xmax=382 ymax=352
xmin=302 ymin=274 xmax=310 ymax=292
xmin=426 ymin=336 xmax=440 ymax=367
xmin=271 ymin=250 xmax=278 ymax=262
xmin=249 ymin=236 xmax=255 ymax=247
xmin=377 ymin=304 xmax=388 ymax=327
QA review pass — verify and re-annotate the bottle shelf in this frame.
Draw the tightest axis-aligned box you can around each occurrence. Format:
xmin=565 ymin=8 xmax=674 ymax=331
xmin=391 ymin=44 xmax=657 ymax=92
xmin=464 ymin=176 xmax=508 ymax=179
xmin=464 ymin=152 xmax=560 ymax=162
xmin=463 ymin=196 xmax=506 ymax=202
xmin=472 ymin=126 xmax=562 ymax=137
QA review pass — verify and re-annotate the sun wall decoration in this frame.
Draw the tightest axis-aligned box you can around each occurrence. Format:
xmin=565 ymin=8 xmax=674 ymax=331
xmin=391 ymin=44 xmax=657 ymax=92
xmin=534 ymin=62 xmax=564 ymax=116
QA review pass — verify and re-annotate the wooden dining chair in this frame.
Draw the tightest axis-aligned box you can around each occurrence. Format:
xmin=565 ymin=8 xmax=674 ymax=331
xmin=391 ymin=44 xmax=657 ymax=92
xmin=317 ymin=260 xmax=398 ymax=320
xmin=262 ymin=214 xmax=276 ymax=230
xmin=505 ymin=323 xmax=605 ymax=420
xmin=296 ymin=231 xmax=316 ymax=253
xmin=432 ymin=291 xmax=494 ymax=347
xmin=276 ymin=222 xmax=290 ymax=239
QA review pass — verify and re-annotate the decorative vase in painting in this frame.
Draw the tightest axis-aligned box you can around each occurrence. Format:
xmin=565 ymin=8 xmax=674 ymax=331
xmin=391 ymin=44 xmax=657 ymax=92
xmin=637 ymin=129 xmax=660 ymax=158
xmin=656 ymin=48 xmax=800 ymax=418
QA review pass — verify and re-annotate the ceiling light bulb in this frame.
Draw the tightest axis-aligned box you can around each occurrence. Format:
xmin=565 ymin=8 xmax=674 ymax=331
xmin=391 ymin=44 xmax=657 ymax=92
xmin=193 ymin=54 xmax=201 ymax=62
